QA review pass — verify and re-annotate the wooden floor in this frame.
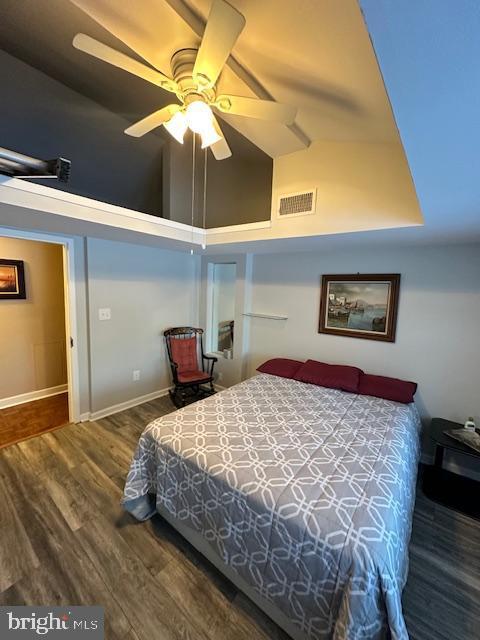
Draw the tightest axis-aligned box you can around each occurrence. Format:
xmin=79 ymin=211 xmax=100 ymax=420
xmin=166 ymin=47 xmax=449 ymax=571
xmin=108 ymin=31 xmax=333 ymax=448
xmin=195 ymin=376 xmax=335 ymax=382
xmin=0 ymin=392 xmax=69 ymax=449
xmin=0 ymin=395 xmax=478 ymax=640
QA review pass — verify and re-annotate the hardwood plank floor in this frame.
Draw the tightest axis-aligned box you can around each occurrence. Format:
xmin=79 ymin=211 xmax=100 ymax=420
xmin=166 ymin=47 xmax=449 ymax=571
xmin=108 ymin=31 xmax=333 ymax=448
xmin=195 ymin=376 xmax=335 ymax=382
xmin=0 ymin=394 xmax=478 ymax=639
xmin=0 ymin=392 xmax=69 ymax=448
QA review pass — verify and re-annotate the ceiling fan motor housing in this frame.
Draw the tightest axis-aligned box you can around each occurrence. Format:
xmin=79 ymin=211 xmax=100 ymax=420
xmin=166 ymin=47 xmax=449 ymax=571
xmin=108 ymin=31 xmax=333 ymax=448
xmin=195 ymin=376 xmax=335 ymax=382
xmin=171 ymin=48 xmax=216 ymax=105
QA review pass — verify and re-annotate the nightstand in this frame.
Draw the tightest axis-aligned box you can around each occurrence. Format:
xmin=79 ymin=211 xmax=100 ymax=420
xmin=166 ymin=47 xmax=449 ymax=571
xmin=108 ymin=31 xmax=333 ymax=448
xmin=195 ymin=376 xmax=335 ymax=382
xmin=422 ymin=418 xmax=480 ymax=519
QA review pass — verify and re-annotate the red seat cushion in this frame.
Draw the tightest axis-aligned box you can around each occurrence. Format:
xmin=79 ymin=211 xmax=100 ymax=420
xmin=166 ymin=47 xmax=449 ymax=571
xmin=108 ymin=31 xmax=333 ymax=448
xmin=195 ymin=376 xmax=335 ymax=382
xmin=177 ymin=370 xmax=211 ymax=383
xmin=170 ymin=336 xmax=198 ymax=373
xmin=358 ymin=373 xmax=417 ymax=404
xmin=257 ymin=358 xmax=304 ymax=379
xmin=294 ymin=359 xmax=362 ymax=393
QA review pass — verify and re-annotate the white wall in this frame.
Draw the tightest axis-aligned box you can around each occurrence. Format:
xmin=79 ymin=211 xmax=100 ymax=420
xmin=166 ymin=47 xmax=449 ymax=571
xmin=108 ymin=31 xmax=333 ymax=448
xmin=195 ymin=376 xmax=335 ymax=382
xmin=0 ymin=228 xmax=199 ymax=418
xmin=86 ymin=238 xmax=199 ymax=413
xmin=245 ymin=244 xmax=480 ymax=428
xmin=207 ymin=140 xmax=423 ymax=247
xmin=271 ymin=141 xmax=422 ymax=233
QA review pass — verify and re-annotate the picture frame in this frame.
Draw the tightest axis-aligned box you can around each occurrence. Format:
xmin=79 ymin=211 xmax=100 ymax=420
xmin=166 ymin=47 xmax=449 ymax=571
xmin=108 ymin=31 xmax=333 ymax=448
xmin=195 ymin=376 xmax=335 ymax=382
xmin=0 ymin=259 xmax=26 ymax=300
xmin=319 ymin=274 xmax=400 ymax=342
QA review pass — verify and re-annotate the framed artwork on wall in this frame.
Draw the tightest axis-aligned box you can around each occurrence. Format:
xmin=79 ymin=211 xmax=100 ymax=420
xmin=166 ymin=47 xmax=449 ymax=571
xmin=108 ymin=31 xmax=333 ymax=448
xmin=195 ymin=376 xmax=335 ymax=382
xmin=319 ymin=274 xmax=400 ymax=342
xmin=0 ymin=259 xmax=26 ymax=300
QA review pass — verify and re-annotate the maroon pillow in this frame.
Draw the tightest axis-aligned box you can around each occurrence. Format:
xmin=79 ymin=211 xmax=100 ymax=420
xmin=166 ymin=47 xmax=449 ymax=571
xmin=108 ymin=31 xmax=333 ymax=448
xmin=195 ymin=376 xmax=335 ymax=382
xmin=358 ymin=373 xmax=417 ymax=404
xmin=294 ymin=360 xmax=362 ymax=393
xmin=257 ymin=358 xmax=304 ymax=379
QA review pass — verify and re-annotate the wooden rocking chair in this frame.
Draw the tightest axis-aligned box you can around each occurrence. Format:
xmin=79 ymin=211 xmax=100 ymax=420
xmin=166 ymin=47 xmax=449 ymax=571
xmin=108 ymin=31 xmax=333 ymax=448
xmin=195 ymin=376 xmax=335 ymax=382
xmin=164 ymin=327 xmax=217 ymax=408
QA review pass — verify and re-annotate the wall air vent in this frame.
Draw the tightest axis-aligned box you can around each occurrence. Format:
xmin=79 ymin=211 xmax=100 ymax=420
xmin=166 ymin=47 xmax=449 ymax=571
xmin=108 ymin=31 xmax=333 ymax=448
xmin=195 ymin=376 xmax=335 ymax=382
xmin=277 ymin=189 xmax=316 ymax=218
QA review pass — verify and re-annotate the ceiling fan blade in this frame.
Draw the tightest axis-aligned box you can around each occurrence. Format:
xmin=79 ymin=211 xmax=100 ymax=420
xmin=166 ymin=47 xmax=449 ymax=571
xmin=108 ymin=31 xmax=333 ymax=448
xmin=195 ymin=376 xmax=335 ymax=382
xmin=70 ymin=0 xmax=172 ymax=73
xmin=210 ymin=117 xmax=232 ymax=160
xmin=215 ymin=95 xmax=297 ymax=124
xmin=193 ymin=0 xmax=246 ymax=89
xmin=125 ymin=105 xmax=181 ymax=137
xmin=73 ymin=34 xmax=178 ymax=92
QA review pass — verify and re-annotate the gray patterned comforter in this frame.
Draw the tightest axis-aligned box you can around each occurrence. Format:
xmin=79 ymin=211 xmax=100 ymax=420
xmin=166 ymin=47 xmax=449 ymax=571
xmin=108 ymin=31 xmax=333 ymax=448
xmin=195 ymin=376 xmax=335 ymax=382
xmin=123 ymin=373 xmax=421 ymax=640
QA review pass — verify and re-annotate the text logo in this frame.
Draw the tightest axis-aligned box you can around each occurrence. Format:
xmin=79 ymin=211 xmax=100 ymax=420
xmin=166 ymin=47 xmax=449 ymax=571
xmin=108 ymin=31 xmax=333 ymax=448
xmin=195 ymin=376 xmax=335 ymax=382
xmin=0 ymin=607 xmax=104 ymax=639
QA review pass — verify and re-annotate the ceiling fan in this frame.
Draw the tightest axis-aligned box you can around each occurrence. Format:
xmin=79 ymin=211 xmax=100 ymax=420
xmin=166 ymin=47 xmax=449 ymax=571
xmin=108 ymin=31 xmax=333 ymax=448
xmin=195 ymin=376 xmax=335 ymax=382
xmin=72 ymin=0 xmax=297 ymax=160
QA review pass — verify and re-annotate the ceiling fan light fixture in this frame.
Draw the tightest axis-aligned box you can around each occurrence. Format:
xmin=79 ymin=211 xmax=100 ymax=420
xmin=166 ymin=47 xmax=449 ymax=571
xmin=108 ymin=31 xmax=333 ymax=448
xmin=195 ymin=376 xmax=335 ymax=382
xmin=185 ymin=101 xmax=215 ymax=135
xmin=164 ymin=111 xmax=188 ymax=144
xmin=200 ymin=124 xmax=222 ymax=149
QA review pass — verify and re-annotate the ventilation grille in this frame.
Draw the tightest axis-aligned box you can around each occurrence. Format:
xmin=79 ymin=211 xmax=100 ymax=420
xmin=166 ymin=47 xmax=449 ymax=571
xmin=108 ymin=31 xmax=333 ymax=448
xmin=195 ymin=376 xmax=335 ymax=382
xmin=277 ymin=189 xmax=316 ymax=217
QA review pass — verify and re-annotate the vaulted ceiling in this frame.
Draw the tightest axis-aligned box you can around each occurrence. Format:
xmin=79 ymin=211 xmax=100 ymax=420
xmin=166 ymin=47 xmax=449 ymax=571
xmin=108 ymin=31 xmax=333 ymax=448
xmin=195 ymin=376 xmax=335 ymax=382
xmin=1 ymin=0 xmax=479 ymax=247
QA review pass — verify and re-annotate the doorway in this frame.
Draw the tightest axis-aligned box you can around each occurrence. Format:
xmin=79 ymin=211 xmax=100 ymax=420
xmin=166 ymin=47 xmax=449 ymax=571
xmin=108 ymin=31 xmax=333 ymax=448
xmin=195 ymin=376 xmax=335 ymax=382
xmin=0 ymin=229 xmax=79 ymax=447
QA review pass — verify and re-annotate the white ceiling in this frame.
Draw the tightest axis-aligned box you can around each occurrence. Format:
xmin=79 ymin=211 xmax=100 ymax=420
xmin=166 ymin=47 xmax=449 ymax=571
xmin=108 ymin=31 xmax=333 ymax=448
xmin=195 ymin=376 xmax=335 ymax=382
xmin=188 ymin=0 xmax=398 ymax=144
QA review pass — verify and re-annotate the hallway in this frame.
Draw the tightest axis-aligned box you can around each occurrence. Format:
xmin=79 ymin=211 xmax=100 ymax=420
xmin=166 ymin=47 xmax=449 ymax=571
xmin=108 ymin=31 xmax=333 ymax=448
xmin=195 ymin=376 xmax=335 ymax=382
xmin=0 ymin=392 xmax=69 ymax=448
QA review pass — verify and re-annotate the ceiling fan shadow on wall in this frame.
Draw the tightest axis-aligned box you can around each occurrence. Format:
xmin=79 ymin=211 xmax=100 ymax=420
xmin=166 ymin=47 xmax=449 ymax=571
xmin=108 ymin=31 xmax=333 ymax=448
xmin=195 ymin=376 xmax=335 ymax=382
xmin=72 ymin=0 xmax=297 ymax=160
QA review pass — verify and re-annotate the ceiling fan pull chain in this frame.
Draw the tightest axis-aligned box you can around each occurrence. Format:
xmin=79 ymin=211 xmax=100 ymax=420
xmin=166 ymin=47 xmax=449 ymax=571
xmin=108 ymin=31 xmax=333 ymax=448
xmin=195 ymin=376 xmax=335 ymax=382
xmin=202 ymin=147 xmax=208 ymax=249
xmin=191 ymin=132 xmax=196 ymax=255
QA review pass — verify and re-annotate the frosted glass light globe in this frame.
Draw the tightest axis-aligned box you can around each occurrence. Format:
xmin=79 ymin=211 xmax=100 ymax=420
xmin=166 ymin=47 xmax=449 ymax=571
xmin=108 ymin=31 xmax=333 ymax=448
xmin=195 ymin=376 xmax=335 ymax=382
xmin=185 ymin=101 xmax=214 ymax=134
xmin=200 ymin=123 xmax=222 ymax=148
xmin=164 ymin=111 xmax=188 ymax=143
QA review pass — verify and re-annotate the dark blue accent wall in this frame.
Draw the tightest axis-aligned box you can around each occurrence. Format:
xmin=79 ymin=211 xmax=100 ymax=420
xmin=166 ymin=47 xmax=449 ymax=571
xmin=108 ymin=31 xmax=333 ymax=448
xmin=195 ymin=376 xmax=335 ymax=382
xmin=0 ymin=49 xmax=273 ymax=227
xmin=0 ymin=50 xmax=164 ymax=216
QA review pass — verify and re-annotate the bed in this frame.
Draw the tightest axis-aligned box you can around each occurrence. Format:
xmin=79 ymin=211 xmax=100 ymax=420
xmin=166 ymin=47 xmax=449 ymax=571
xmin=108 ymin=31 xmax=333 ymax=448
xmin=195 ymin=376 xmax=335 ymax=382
xmin=123 ymin=373 xmax=421 ymax=640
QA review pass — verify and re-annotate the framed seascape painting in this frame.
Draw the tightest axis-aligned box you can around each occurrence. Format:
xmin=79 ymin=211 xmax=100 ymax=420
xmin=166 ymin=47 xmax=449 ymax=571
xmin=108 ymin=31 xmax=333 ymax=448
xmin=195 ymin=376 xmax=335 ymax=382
xmin=0 ymin=259 xmax=26 ymax=300
xmin=319 ymin=274 xmax=400 ymax=342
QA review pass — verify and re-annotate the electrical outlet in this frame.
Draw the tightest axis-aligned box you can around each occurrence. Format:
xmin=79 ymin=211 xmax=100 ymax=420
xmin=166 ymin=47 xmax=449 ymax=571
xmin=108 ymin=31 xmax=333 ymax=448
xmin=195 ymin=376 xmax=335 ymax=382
xmin=133 ymin=370 xmax=140 ymax=381
xmin=216 ymin=371 xmax=223 ymax=382
xmin=98 ymin=308 xmax=111 ymax=321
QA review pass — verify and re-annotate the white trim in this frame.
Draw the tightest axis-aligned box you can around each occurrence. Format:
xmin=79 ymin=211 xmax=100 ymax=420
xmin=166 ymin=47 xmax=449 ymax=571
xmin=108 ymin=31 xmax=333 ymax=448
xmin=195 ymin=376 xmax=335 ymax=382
xmin=0 ymin=176 xmax=205 ymax=245
xmin=0 ymin=176 xmax=195 ymax=231
xmin=205 ymin=261 xmax=216 ymax=354
xmin=0 ymin=384 xmax=67 ymax=410
xmin=205 ymin=220 xmax=271 ymax=235
xmin=214 ymin=383 xmax=227 ymax=392
xmin=88 ymin=387 xmax=171 ymax=421
xmin=0 ymin=177 xmax=274 ymax=247
xmin=0 ymin=227 xmax=81 ymax=423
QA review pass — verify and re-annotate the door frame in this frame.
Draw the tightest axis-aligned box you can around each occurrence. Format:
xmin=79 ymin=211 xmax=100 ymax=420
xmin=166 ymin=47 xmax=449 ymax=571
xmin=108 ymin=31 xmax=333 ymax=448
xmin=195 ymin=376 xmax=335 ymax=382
xmin=0 ymin=227 xmax=81 ymax=423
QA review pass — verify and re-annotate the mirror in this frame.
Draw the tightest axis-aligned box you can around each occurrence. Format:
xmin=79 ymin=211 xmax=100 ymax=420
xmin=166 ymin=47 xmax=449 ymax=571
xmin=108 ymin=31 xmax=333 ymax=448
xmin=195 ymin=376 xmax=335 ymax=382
xmin=210 ymin=263 xmax=236 ymax=354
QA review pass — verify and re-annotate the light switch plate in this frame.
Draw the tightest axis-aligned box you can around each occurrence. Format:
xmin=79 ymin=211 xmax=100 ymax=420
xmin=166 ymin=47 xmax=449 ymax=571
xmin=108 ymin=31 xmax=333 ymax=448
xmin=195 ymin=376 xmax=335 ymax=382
xmin=98 ymin=308 xmax=111 ymax=321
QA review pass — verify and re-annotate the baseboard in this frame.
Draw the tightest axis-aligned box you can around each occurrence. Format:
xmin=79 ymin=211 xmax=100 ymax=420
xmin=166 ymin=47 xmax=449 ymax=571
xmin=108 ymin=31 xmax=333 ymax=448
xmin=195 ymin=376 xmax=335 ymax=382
xmin=86 ymin=387 xmax=172 ymax=422
xmin=214 ymin=383 xmax=227 ymax=392
xmin=0 ymin=384 xmax=68 ymax=410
